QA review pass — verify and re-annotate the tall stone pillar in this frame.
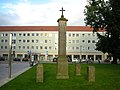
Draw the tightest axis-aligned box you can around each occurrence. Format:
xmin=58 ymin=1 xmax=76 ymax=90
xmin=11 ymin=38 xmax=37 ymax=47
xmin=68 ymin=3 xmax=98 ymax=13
xmin=56 ymin=7 xmax=69 ymax=79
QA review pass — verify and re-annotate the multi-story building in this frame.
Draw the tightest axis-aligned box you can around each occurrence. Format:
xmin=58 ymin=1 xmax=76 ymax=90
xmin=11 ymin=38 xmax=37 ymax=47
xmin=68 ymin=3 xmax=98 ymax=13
xmin=0 ymin=26 xmax=107 ymax=61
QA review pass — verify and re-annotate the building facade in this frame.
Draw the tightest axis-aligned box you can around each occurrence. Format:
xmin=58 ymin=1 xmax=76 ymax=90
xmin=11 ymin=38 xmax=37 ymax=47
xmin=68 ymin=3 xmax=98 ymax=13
xmin=0 ymin=26 xmax=107 ymax=61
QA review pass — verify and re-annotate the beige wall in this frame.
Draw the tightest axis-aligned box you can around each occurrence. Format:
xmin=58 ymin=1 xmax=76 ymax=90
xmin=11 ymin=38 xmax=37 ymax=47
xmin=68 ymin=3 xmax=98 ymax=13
xmin=0 ymin=31 xmax=106 ymax=61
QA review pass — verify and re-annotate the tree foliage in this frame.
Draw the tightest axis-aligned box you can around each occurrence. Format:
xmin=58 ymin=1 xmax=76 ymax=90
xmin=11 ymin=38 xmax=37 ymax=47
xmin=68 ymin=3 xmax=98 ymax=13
xmin=84 ymin=0 xmax=120 ymax=64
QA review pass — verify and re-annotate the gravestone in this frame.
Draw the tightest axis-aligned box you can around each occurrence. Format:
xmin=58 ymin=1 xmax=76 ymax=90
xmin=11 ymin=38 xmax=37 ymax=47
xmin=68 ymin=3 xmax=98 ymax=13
xmin=36 ymin=64 xmax=43 ymax=83
xmin=87 ymin=66 xmax=95 ymax=82
xmin=56 ymin=7 xmax=69 ymax=79
xmin=76 ymin=63 xmax=81 ymax=76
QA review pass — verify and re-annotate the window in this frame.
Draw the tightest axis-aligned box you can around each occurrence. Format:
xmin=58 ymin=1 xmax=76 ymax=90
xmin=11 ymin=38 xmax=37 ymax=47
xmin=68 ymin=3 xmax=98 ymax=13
xmin=82 ymin=40 xmax=85 ymax=43
xmin=69 ymin=33 xmax=71 ymax=37
xmin=36 ymin=33 xmax=39 ymax=36
xmin=40 ymin=33 xmax=43 ymax=36
xmin=27 ymin=33 xmax=30 ymax=36
xmin=88 ymin=34 xmax=90 ymax=36
xmin=76 ymin=40 xmax=79 ymax=43
xmin=5 ymin=40 xmax=7 ymax=42
xmin=88 ymin=40 xmax=91 ymax=43
xmin=27 ymin=46 xmax=29 ymax=49
xmin=5 ymin=46 xmax=7 ymax=49
xmin=76 ymin=47 xmax=79 ymax=49
xmin=19 ymin=46 xmax=21 ymax=49
xmin=1 ymin=33 xmax=4 ymax=37
xmin=72 ymin=47 xmax=74 ymax=50
xmin=32 ymin=33 xmax=34 ymax=36
xmin=40 ymin=46 xmax=43 ymax=49
xmin=32 ymin=40 xmax=34 ymax=43
xmin=82 ymin=34 xmax=85 ymax=37
xmin=45 ymin=46 xmax=47 ymax=49
xmin=72 ymin=40 xmax=75 ymax=43
xmin=19 ymin=33 xmax=22 ymax=36
xmin=31 ymin=46 xmax=34 ymax=49
xmin=13 ymin=33 xmax=16 ymax=37
xmin=68 ymin=40 xmax=71 ymax=43
xmin=19 ymin=40 xmax=21 ymax=43
xmin=88 ymin=47 xmax=90 ymax=50
xmin=23 ymin=33 xmax=26 ymax=36
xmin=73 ymin=34 xmax=75 ymax=37
xmin=27 ymin=40 xmax=30 ymax=43
xmin=49 ymin=40 xmax=51 ymax=43
xmin=49 ymin=46 xmax=52 ymax=50
xmin=23 ymin=40 xmax=26 ymax=43
xmin=5 ymin=33 xmax=8 ymax=36
xmin=1 ymin=46 xmax=3 ymax=49
xmin=45 ymin=33 xmax=48 ymax=37
xmin=1 ymin=40 xmax=4 ymax=42
xmin=92 ymin=40 xmax=96 ymax=43
xmin=45 ymin=40 xmax=47 ymax=43
xmin=76 ymin=34 xmax=79 ymax=37
xmin=36 ymin=40 xmax=38 ymax=43
xmin=36 ymin=46 xmax=38 ymax=49
xmin=23 ymin=46 xmax=25 ymax=49
xmin=13 ymin=46 xmax=16 ymax=49
xmin=12 ymin=40 xmax=16 ymax=44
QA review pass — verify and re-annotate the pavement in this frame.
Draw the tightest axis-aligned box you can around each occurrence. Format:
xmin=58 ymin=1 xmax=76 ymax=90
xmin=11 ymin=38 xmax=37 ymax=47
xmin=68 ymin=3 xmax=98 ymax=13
xmin=0 ymin=61 xmax=31 ymax=87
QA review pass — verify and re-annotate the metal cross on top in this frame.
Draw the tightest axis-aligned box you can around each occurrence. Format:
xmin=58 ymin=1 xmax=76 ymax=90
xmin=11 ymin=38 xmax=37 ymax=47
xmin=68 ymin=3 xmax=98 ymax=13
xmin=59 ymin=7 xmax=65 ymax=16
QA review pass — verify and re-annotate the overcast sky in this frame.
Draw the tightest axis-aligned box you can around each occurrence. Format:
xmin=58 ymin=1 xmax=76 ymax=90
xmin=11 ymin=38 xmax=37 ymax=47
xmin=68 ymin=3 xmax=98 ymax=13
xmin=0 ymin=0 xmax=88 ymax=26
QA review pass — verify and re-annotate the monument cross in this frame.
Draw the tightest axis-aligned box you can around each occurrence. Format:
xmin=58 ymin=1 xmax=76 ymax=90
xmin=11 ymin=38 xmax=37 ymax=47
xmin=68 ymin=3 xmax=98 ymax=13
xmin=57 ymin=7 xmax=69 ymax=79
xmin=59 ymin=7 xmax=65 ymax=16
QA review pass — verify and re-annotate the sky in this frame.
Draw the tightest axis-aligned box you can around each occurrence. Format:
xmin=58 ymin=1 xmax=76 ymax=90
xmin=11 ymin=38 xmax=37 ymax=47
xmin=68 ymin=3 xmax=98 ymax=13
xmin=0 ymin=0 xmax=88 ymax=26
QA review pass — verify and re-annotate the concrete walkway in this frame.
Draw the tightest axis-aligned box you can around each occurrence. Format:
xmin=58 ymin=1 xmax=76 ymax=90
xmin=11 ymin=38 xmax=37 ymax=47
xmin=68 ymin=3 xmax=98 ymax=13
xmin=0 ymin=61 xmax=31 ymax=87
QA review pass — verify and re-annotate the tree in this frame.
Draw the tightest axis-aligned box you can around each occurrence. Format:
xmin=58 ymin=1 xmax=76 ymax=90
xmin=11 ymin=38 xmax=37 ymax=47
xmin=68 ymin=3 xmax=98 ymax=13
xmin=84 ymin=0 xmax=120 ymax=64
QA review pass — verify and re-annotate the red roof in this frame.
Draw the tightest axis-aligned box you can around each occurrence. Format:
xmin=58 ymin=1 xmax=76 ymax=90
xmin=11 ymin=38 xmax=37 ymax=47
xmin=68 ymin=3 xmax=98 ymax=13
xmin=0 ymin=26 xmax=104 ymax=32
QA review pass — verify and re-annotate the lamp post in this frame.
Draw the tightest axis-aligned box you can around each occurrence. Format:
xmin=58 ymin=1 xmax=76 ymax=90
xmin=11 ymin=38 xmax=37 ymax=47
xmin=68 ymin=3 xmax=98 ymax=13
xmin=8 ymin=33 xmax=12 ymax=78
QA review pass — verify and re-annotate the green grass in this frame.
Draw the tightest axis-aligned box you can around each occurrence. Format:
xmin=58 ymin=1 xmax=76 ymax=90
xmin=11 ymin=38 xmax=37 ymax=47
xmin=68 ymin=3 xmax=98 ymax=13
xmin=0 ymin=64 xmax=120 ymax=90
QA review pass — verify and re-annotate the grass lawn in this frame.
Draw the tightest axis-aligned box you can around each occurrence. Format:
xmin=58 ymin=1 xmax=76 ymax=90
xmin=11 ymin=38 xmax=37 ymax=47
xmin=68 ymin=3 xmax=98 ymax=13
xmin=0 ymin=63 xmax=120 ymax=90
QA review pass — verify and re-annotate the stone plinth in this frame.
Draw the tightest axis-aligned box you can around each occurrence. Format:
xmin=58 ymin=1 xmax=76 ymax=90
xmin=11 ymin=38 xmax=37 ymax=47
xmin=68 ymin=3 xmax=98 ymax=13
xmin=87 ymin=66 xmax=95 ymax=82
xmin=76 ymin=63 xmax=81 ymax=76
xmin=36 ymin=64 xmax=43 ymax=83
xmin=57 ymin=56 xmax=69 ymax=79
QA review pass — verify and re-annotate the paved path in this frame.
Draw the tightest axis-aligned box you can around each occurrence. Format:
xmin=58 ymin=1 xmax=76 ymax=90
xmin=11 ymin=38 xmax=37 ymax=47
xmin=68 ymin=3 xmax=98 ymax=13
xmin=0 ymin=61 xmax=31 ymax=87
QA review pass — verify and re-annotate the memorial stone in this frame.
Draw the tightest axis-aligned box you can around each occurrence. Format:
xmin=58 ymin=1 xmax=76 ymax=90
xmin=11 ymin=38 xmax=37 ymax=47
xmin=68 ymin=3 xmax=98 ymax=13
xmin=87 ymin=66 xmax=95 ymax=82
xmin=36 ymin=64 xmax=43 ymax=83
xmin=76 ymin=63 xmax=81 ymax=76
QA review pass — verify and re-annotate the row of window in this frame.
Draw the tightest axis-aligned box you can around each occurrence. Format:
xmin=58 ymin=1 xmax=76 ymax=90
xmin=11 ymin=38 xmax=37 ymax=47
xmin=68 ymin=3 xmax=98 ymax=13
xmin=1 ymin=39 xmax=96 ymax=44
xmin=68 ymin=33 xmax=96 ymax=37
xmin=68 ymin=40 xmax=96 ymax=43
xmin=1 ymin=33 xmax=52 ymax=37
xmin=0 ymin=46 xmax=95 ymax=51
xmin=1 ymin=33 xmax=96 ymax=37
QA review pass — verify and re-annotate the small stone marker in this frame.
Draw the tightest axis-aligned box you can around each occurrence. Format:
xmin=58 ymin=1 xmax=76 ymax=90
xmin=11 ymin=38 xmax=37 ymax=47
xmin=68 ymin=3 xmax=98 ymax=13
xmin=36 ymin=64 xmax=43 ymax=83
xmin=76 ymin=63 xmax=81 ymax=76
xmin=87 ymin=66 xmax=95 ymax=82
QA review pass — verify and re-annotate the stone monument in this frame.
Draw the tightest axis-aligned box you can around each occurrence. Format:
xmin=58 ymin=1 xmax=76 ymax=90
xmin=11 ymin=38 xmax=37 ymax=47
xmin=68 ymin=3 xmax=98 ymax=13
xmin=76 ymin=63 xmax=81 ymax=76
xmin=36 ymin=64 xmax=43 ymax=83
xmin=87 ymin=66 xmax=95 ymax=82
xmin=56 ymin=7 xmax=69 ymax=79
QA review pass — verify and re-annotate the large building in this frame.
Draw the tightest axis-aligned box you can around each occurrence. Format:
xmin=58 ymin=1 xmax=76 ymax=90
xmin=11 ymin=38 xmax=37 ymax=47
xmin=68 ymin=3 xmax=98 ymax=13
xmin=0 ymin=26 xmax=107 ymax=61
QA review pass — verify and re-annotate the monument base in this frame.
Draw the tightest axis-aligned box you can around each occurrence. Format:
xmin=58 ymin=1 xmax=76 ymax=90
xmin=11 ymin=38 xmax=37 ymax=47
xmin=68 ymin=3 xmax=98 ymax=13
xmin=56 ymin=57 xmax=69 ymax=79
